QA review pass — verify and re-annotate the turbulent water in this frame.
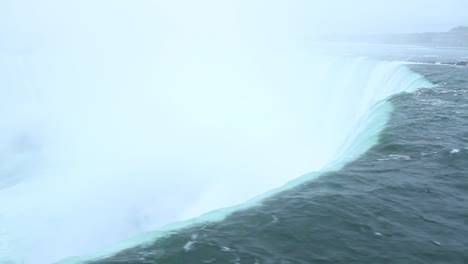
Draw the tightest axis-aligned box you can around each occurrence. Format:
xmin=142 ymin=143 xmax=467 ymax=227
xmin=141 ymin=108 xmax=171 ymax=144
xmin=78 ymin=46 xmax=468 ymax=264
xmin=0 ymin=47 xmax=433 ymax=263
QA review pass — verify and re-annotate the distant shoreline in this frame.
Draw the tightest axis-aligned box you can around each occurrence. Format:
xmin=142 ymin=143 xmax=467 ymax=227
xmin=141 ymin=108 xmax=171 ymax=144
xmin=319 ymin=26 xmax=468 ymax=48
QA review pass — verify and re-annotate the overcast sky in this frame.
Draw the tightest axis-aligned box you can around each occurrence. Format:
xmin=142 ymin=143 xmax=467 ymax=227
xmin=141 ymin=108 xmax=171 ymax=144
xmin=307 ymin=0 xmax=468 ymax=34
xmin=2 ymin=0 xmax=468 ymax=39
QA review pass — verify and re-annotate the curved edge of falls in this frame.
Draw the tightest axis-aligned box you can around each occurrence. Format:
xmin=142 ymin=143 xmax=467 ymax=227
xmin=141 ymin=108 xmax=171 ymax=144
xmin=55 ymin=59 xmax=434 ymax=264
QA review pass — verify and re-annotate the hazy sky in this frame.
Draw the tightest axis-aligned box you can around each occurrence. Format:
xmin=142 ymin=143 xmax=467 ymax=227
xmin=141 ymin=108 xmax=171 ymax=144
xmin=2 ymin=0 xmax=468 ymax=40
xmin=310 ymin=0 xmax=468 ymax=34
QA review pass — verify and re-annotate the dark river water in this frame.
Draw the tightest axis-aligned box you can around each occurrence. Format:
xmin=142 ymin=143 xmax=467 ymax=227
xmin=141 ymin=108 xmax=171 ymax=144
xmin=90 ymin=46 xmax=468 ymax=264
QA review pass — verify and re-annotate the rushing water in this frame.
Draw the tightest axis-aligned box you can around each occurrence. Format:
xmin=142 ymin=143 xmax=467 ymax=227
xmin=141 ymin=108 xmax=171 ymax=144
xmin=58 ymin=47 xmax=467 ymax=264
xmin=0 ymin=48 xmax=434 ymax=263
